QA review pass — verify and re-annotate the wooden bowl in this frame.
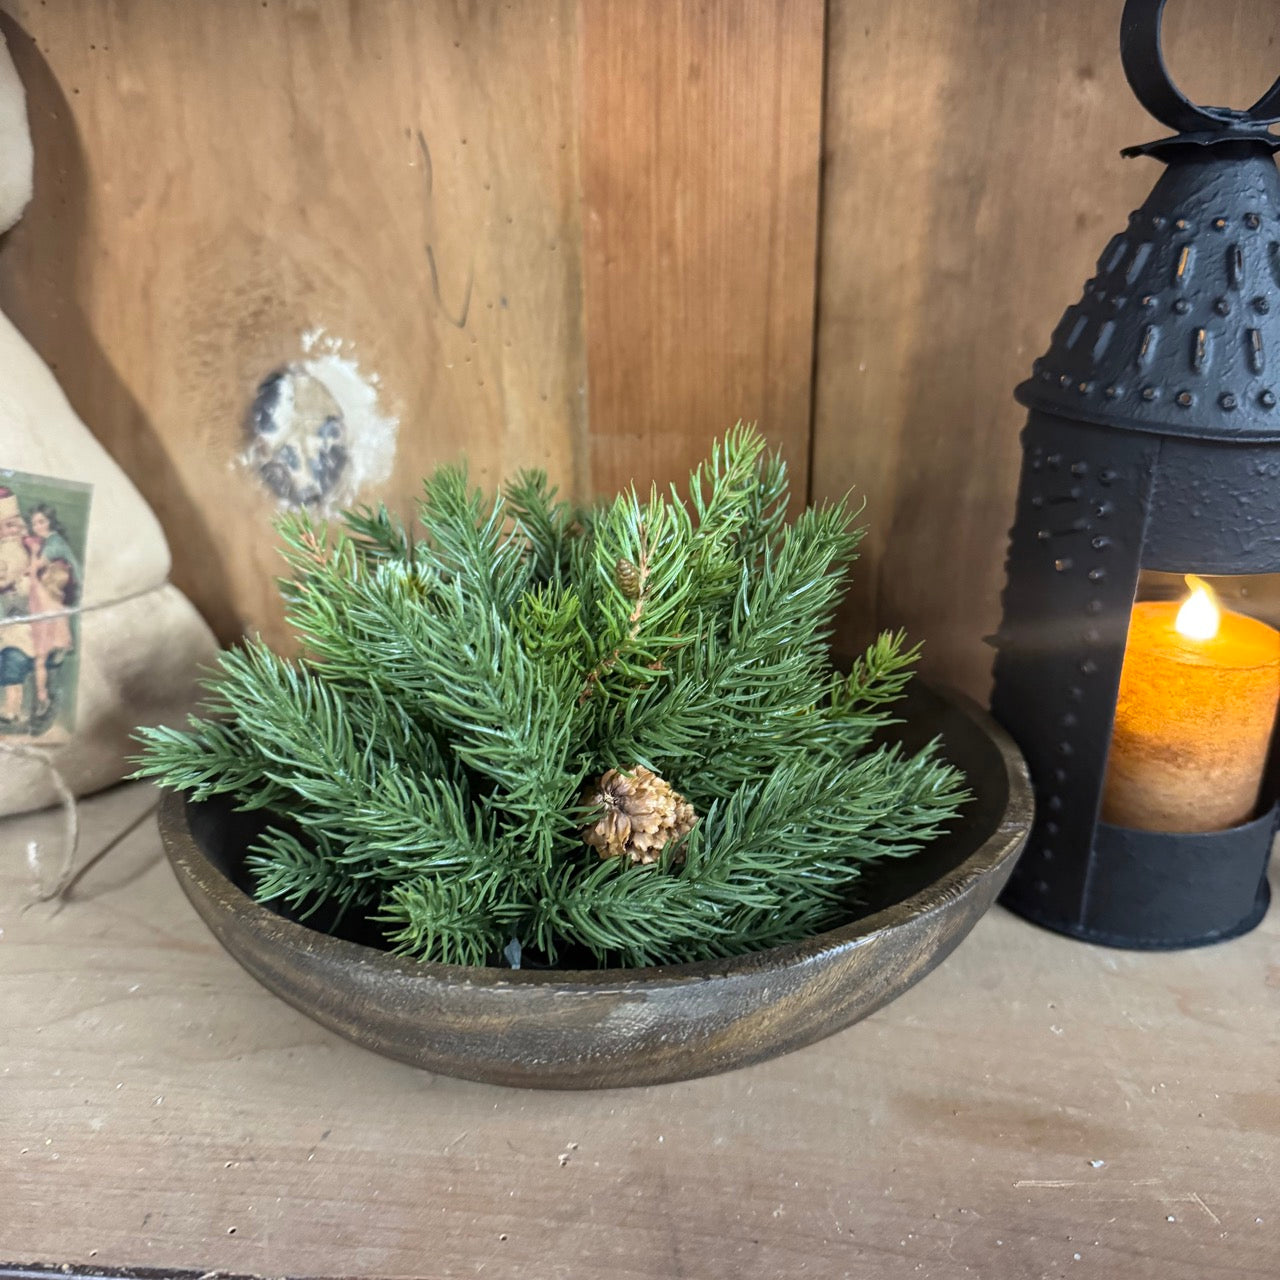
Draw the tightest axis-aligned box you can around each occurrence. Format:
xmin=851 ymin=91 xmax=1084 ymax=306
xmin=158 ymin=686 xmax=1032 ymax=1089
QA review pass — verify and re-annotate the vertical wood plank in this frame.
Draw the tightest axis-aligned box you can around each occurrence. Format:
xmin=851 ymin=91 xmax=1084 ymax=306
xmin=812 ymin=0 xmax=1280 ymax=700
xmin=579 ymin=0 xmax=825 ymax=498
xmin=0 ymin=0 xmax=587 ymax=646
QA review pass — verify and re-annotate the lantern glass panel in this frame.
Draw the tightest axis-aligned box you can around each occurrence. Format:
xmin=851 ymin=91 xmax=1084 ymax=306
xmin=1134 ymin=570 xmax=1280 ymax=626
xmin=1100 ymin=571 xmax=1280 ymax=834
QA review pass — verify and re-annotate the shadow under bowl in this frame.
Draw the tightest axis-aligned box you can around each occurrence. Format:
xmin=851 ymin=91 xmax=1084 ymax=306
xmin=158 ymin=684 xmax=1032 ymax=1089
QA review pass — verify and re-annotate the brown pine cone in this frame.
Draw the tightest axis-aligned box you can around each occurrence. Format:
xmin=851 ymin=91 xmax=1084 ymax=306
xmin=614 ymin=557 xmax=642 ymax=599
xmin=582 ymin=766 xmax=697 ymax=865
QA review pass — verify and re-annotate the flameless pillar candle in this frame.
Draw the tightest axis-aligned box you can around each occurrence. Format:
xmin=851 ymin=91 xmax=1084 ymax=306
xmin=1101 ymin=578 xmax=1280 ymax=833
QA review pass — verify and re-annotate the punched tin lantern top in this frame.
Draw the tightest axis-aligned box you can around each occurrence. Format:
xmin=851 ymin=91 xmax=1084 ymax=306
xmin=1016 ymin=0 xmax=1280 ymax=441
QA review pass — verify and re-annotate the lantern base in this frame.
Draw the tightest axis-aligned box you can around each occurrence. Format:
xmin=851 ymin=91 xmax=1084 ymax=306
xmin=1005 ymin=878 xmax=1269 ymax=951
xmin=1001 ymin=806 xmax=1276 ymax=950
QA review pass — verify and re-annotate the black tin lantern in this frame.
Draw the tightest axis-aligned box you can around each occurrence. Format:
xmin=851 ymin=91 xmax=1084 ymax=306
xmin=992 ymin=0 xmax=1280 ymax=949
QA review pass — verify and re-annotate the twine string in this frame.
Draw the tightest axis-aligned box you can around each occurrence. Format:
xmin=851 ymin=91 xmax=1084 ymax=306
xmin=2 ymin=580 xmax=172 ymax=902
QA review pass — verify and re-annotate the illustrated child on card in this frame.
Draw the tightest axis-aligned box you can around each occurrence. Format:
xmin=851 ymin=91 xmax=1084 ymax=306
xmin=0 ymin=472 xmax=90 ymax=742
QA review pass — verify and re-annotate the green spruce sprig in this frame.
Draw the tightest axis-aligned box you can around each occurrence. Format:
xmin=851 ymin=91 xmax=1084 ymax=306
xmin=134 ymin=425 xmax=968 ymax=968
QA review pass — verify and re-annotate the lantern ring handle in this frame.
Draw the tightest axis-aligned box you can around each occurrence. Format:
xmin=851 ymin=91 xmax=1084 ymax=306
xmin=1121 ymin=0 xmax=1280 ymax=133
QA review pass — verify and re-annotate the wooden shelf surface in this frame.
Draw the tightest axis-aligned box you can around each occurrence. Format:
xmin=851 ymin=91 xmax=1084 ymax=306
xmin=2 ymin=784 xmax=1277 ymax=1278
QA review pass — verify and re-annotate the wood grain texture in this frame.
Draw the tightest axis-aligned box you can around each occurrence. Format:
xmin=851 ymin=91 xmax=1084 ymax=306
xmin=812 ymin=0 xmax=1280 ymax=700
xmin=578 ymin=0 xmax=824 ymax=498
xmin=0 ymin=0 xmax=588 ymax=646
xmin=3 ymin=783 xmax=1278 ymax=1277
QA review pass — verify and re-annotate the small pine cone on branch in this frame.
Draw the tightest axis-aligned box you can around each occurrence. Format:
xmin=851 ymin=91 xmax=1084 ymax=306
xmin=614 ymin=557 xmax=642 ymax=599
xmin=582 ymin=766 xmax=697 ymax=865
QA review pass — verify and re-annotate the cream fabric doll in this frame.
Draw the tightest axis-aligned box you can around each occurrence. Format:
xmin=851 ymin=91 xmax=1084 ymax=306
xmin=0 ymin=31 xmax=219 ymax=816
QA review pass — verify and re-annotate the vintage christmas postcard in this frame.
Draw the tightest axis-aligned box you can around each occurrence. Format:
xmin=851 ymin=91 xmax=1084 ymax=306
xmin=0 ymin=468 xmax=92 ymax=744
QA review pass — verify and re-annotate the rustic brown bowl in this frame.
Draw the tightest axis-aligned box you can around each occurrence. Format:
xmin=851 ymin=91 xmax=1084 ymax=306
xmin=158 ymin=685 xmax=1031 ymax=1089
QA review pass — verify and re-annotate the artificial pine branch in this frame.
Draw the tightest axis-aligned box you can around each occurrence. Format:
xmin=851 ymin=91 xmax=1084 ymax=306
xmin=135 ymin=423 xmax=969 ymax=968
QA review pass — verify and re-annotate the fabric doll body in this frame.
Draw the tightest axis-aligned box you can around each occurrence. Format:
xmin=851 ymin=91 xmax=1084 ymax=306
xmin=0 ymin=30 xmax=219 ymax=808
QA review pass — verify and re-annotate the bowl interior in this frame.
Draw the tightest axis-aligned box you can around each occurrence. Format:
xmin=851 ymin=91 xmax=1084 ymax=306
xmin=183 ymin=682 xmax=1016 ymax=969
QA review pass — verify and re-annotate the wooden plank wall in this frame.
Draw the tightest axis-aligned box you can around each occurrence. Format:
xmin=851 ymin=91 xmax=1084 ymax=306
xmin=0 ymin=0 xmax=588 ymax=647
xmin=579 ymin=1 xmax=824 ymax=497
xmin=812 ymin=0 xmax=1280 ymax=699
xmin=0 ymin=0 xmax=1275 ymax=699
xmin=0 ymin=0 xmax=825 ymax=649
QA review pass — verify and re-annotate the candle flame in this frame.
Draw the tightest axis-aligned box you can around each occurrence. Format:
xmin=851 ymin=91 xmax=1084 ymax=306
xmin=1175 ymin=574 xmax=1220 ymax=641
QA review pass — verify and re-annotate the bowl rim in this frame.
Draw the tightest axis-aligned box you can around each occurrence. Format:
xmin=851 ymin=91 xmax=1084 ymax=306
xmin=159 ymin=690 xmax=1032 ymax=994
